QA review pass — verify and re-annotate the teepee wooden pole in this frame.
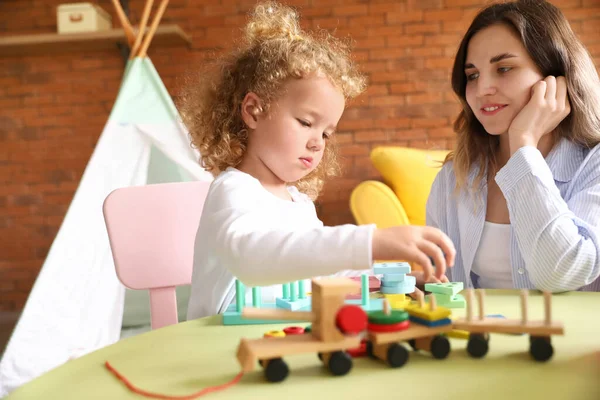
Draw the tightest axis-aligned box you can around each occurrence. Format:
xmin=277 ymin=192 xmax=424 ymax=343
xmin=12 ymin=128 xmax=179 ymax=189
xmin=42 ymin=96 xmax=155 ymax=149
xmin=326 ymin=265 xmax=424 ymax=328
xmin=110 ymin=0 xmax=136 ymax=47
xmin=130 ymin=0 xmax=155 ymax=59
xmin=138 ymin=0 xmax=170 ymax=58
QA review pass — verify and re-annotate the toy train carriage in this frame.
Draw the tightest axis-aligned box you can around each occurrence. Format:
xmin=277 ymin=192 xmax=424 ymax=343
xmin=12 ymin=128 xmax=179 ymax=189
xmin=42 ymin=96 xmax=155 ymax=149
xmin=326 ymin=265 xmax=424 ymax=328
xmin=452 ymin=289 xmax=565 ymax=362
xmin=236 ymin=278 xmax=370 ymax=382
xmin=364 ymin=295 xmax=454 ymax=368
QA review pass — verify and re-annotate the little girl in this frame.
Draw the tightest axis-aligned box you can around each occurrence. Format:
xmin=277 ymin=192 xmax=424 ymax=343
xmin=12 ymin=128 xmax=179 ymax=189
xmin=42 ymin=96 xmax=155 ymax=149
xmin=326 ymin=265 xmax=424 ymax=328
xmin=181 ymin=1 xmax=455 ymax=320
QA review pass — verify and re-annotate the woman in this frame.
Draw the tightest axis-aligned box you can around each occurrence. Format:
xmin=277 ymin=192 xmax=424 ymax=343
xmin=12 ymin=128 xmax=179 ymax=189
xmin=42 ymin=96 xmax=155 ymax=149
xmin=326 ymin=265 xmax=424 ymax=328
xmin=426 ymin=0 xmax=600 ymax=292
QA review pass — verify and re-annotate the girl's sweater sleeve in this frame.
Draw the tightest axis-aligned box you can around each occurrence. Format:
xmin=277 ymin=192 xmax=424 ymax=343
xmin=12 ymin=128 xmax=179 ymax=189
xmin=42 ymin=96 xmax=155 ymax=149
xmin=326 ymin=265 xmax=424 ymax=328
xmin=495 ymin=146 xmax=600 ymax=292
xmin=208 ymin=176 xmax=376 ymax=287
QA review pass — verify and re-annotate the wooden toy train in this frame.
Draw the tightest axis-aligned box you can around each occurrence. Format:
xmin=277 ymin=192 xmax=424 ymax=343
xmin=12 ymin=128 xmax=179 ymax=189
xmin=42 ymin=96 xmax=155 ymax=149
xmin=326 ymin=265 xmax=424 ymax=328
xmin=235 ymin=277 xmax=564 ymax=383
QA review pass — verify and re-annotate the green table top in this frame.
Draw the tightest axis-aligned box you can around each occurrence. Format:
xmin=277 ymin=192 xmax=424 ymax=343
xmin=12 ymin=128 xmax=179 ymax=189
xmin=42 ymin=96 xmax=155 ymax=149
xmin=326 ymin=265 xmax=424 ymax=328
xmin=6 ymin=290 xmax=600 ymax=400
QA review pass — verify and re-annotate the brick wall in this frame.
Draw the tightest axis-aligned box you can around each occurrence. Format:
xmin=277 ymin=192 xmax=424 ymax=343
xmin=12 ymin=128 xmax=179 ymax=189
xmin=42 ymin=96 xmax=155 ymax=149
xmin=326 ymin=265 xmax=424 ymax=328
xmin=1 ymin=0 xmax=599 ymax=311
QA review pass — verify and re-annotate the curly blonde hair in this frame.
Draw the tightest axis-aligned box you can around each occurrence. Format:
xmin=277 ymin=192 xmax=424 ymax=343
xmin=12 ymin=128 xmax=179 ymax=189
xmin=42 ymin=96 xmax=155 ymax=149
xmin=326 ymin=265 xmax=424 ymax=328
xmin=178 ymin=1 xmax=366 ymax=199
xmin=448 ymin=0 xmax=600 ymax=192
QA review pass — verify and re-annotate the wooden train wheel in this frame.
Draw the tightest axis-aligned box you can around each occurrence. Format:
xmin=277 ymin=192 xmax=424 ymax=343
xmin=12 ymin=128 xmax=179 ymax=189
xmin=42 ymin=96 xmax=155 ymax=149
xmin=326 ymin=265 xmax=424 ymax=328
xmin=430 ymin=335 xmax=451 ymax=359
xmin=467 ymin=333 xmax=489 ymax=358
xmin=530 ymin=336 xmax=554 ymax=362
xmin=327 ymin=351 xmax=353 ymax=376
xmin=263 ymin=358 xmax=289 ymax=382
xmin=386 ymin=343 xmax=409 ymax=368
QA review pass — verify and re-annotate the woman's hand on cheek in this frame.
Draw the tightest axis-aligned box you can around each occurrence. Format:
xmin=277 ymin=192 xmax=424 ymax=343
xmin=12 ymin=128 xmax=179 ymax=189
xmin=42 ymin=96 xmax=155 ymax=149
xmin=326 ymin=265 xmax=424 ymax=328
xmin=508 ymin=76 xmax=571 ymax=155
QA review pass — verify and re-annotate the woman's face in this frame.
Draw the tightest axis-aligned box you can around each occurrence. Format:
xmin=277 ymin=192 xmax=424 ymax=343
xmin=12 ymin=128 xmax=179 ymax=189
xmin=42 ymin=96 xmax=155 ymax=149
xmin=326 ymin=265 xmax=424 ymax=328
xmin=464 ymin=23 xmax=545 ymax=136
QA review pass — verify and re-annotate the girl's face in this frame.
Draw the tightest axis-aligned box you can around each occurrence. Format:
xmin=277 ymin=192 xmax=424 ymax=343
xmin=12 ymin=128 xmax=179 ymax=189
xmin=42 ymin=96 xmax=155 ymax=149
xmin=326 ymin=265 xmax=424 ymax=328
xmin=464 ymin=23 xmax=545 ymax=136
xmin=244 ymin=74 xmax=345 ymax=186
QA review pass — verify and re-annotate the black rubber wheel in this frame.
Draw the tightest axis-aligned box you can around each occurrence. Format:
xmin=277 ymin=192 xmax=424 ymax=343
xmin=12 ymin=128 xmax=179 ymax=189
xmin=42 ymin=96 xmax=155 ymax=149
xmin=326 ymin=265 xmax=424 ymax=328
xmin=366 ymin=341 xmax=375 ymax=359
xmin=530 ymin=336 xmax=554 ymax=362
xmin=328 ymin=351 xmax=353 ymax=376
xmin=264 ymin=358 xmax=289 ymax=383
xmin=467 ymin=333 xmax=489 ymax=358
xmin=408 ymin=339 xmax=417 ymax=351
xmin=387 ymin=343 xmax=409 ymax=368
xmin=430 ymin=335 xmax=451 ymax=359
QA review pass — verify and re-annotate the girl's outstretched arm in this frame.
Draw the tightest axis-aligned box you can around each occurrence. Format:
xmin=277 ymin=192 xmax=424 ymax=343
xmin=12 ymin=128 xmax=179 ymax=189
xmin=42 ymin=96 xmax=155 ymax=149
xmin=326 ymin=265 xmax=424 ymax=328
xmin=206 ymin=173 xmax=375 ymax=287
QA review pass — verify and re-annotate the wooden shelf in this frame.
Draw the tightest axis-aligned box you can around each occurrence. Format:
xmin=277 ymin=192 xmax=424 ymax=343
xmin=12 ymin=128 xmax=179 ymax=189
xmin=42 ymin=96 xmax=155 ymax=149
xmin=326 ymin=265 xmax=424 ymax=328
xmin=0 ymin=24 xmax=191 ymax=57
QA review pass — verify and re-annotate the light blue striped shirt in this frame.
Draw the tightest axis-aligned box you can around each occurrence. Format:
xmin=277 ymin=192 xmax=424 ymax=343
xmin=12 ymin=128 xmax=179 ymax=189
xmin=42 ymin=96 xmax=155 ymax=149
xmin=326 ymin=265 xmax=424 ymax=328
xmin=426 ymin=138 xmax=600 ymax=292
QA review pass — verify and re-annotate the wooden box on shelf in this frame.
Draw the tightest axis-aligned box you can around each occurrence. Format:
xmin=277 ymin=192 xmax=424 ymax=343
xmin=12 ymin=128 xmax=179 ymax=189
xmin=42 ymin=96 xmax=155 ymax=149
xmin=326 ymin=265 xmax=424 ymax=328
xmin=57 ymin=2 xmax=112 ymax=34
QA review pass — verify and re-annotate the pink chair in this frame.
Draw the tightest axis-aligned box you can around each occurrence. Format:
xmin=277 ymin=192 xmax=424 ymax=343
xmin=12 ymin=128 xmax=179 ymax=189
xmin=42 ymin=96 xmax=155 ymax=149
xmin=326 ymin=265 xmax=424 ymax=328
xmin=102 ymin=181 xmax=211 ymax=330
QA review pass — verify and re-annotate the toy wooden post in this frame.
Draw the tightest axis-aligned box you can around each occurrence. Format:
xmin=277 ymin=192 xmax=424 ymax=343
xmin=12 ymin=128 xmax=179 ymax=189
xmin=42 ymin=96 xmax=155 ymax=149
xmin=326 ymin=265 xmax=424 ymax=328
xmin=520 ymin=290 xmax=528 ymax=324
xmin=429 ymin=294 xmax=437 ymax=311
xmin=299 ymin=280 xmax=306 ymax=299
xmin=252 ymin=287 xmax=261 ymax=308
xmin=290 ymin=281 xmax=298 ymax=302
xmin=477 ymin=289 xmax=485 ymax=320
xmin=417 ymin=290 xmax=425 ymax=308
xmin=543 ymin=291 xmax=551 ymax=325
xmin=283 ymin=283 xmax=290 ymax=299
xmin=236 ymin=280 xmax=245 ymax=312
xmin=383 ymin=299 xmax=390 ymax=315
xmin=361 ymin=274 xmax=369 ymax=307
xmin=466 ymin=289 xmax=474 ymax=321
xmin=310 ymin=279 xmax=357 ymax=342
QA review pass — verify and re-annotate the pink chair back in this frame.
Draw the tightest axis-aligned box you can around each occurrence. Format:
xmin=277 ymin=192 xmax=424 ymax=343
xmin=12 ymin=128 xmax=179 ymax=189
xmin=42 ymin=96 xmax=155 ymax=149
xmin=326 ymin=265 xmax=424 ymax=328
xmin=103 ymin=181 xmax=211 ymax=330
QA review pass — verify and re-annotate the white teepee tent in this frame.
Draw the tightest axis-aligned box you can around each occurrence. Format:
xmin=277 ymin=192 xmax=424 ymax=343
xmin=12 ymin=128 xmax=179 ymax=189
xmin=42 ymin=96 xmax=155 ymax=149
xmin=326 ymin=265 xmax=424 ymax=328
xmin=0 ymin=0 xmax=212 ymax=395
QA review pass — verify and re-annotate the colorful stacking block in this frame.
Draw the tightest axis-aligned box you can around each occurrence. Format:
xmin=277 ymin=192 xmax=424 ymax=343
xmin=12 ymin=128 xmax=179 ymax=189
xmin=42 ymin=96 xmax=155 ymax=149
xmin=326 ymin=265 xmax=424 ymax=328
xmin=383 ymin=294 xmax=411 ymax=309
xmin=373 ymin=262 xmax=411 ymax=275
xmin=424 ymin=282 xmax=464 ymax=296
xmin=428 ymin=293 xmax=466 ymax=308
xmin=404 ymin=302 xmax=452 ymax=321
xmin=425 ymin=282 xmax=466 ymax=308
xmin=380 ymin=275 xmax=416 ymax=294
xmin=373 ymin=262 xmax=415 ymax=295
xmin=409 ymin=316 xmax=452 ymax=327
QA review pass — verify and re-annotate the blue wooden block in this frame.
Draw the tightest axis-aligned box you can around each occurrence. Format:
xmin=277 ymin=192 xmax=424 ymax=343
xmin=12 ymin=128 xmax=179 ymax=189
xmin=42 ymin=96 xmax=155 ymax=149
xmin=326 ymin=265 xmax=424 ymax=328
xmin=381 ymin=273 xmax=406 ymax=283
xmin=409 ymin=316 xmax=452 ymax=327
xmin=380 ymin=276 xmax=416 ymax=294
xmin=373 ymin=262 xmax=411 ymax=275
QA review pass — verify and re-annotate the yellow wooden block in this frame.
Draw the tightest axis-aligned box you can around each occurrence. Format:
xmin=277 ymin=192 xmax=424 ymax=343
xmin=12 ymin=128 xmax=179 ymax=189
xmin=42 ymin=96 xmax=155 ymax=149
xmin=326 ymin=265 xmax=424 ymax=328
xmin=446 ymin=329 xmax=470 ymax=339
xmin=383 ymin=294 xmax=411 ymax=309
xmin=405 ymin=303 xmax=451 ymax=321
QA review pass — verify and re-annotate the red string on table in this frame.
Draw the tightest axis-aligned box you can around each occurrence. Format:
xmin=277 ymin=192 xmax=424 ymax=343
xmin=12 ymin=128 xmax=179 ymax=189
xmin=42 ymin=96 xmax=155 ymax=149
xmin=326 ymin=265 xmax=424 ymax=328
xmin=105 ymin=361 xmax=244 ymax=399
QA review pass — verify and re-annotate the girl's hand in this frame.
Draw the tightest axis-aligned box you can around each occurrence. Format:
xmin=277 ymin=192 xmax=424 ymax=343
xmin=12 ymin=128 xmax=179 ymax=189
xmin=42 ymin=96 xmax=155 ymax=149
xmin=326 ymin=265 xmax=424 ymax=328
xmin=507 ymin=76 xmax=571 ymax=154
xmin=372 ymin=225 xmax=456 ymax=282
xmin=407 ymin=271 xmax=449 ymax=300
xmin=410 ymin=270 xmax=449 ymax=287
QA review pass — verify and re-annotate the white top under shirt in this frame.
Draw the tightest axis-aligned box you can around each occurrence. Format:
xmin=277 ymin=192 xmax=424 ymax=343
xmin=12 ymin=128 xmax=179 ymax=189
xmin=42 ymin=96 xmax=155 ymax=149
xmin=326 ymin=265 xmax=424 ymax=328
xmin=186 ymin=167 xmax=376 ymax=320
xmin=471 ymin=221 xmax=513 ymax=289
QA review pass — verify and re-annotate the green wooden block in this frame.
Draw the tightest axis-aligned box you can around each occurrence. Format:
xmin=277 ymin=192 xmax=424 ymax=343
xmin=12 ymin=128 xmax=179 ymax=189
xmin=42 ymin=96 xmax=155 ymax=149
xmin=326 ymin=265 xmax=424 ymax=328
xmin=433 ymin=293 xmax=466 ymax=308
xmin=425 ymin=282 xmax=463 ymax=296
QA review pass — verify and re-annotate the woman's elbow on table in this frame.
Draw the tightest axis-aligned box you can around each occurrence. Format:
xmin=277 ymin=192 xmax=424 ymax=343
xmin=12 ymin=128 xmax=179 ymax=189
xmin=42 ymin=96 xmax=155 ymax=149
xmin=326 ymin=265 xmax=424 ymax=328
xmin=527 ymin=254 xmax=600 ymax=293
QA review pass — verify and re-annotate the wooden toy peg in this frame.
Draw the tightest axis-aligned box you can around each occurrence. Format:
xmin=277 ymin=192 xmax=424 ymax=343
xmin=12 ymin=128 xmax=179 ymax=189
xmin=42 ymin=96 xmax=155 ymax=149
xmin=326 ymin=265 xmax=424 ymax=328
xmin=476 ymin=289 xmax=485 ymax=320
xmin=383 ymin=299 xmax=391 ymax=315
xmin=520 ymin=289 xmax=528 ymax=324
xmin=466 ymin=289 xmax=474 ymax=321
xmin=429 ymin=294 xmax=437 ymax=311
xmin=417 ymin=290 xmax=425 ymax=308
xmin=543 ymin=291 xmax=551 ymax=325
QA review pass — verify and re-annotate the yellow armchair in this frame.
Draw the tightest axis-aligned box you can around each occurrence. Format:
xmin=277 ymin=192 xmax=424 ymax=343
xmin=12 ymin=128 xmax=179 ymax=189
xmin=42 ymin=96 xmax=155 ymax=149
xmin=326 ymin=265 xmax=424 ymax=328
xmin=350 ymin=146 xmax=450 ymax=229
